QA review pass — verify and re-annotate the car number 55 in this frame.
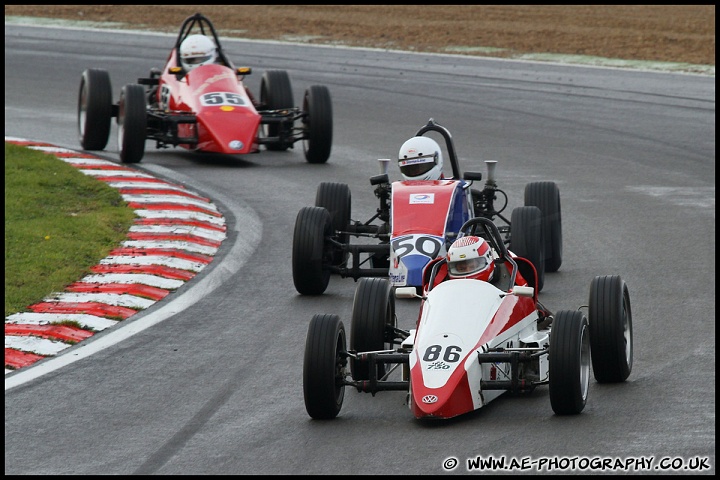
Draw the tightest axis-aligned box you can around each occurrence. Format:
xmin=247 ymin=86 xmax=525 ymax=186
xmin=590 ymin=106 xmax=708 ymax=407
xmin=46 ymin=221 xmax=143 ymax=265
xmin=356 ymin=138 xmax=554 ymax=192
xmin=200 ymin=92 xmax=246 ymax=106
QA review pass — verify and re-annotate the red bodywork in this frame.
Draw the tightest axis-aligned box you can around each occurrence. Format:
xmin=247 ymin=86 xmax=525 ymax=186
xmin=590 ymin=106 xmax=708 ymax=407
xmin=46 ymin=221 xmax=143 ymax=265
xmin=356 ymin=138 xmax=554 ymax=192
xmin=157 ymin=50 xmax=261 ymax=154
xmin=391 ymin=180 xmax=466 ymax=237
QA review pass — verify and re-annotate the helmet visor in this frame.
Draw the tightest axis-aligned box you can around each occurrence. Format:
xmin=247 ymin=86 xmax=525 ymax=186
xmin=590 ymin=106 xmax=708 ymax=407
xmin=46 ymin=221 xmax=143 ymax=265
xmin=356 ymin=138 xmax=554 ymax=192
xmin=184 ymin=54 xmax=213 ymax=65
xmin=448 ymin=256 xmax=488 ymax=277
xmin=398 ymin=153 xmax=438 ymax=178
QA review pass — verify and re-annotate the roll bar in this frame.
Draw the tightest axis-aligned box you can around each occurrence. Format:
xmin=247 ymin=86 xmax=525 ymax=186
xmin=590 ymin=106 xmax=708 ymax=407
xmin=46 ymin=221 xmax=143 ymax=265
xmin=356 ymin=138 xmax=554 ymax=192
xmin=458 ymin=216 xmax=518 ymax=288
xmin=414 ymin=118 xmax=461 ymax=180
xmin=174 ymin=13 xmax=234 ymax=69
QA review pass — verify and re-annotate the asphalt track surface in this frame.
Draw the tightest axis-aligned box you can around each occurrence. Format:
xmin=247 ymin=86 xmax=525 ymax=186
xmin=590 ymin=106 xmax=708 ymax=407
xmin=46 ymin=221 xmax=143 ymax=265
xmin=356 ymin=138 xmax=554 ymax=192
xmin=4 ymin=23 xmax=715 ymax=475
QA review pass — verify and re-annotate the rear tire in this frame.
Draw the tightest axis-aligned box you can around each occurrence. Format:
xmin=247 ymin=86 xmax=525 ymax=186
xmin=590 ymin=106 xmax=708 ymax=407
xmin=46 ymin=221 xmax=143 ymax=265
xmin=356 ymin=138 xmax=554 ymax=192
xmin=303 ymin=314 xmax=347 ymax=419
xmin=510 ymin=206 xmax=545 ymax=292
xmin=302 ymin=85 xmax=333 ymax=164
xmin=315 ymin=182 xmax=351 ymax=265
xmin=292 ymin=206 xmax=332 ymax=295
xmin=117 ymin=84 xmax=147 ymax=163
xmin=260 ymin=69 xmax=294 ymax=151
xmin=78 ymin=68 xmax=112 ymax=151
xmin=588 ymin=275 xmax=633 ymax=382
xmin=549 ymin=310 xmax=590 ymax=415
xmin=525 ymin=181 xmax=562 ymax=272
xmin=350 ymin=278 xmax=396 ymax=381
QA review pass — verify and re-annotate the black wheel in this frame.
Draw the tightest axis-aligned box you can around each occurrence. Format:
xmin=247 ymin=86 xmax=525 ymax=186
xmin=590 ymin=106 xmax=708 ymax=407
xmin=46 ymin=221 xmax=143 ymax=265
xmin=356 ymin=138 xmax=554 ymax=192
xmin=117 ymin=84 xmax=147 ymax=164
xmin=549 ymin=310 xmax=590 ymax=415
xmin=525 ymin=181 xmax=562 ymax=272
xmin=510 ymin=205 xmax=545 ymax=292
xmin=78 ymin=68 xmax=112 ymax=151
xmin=302 ymin=85 xmax=333 ymax=164
xmin=588 ymin=275 xmax=633 ymax=383
xmin=315 ymin=182 xmax=350 ymax=265
xmin=260 ymin=69 xmax=294 ymax=151
xmin=303 ymin=314 xmax=347 ymax=420
xmin=350 ymin=278 xmax=396 ymax=381
xmin=292 ymin=206 xmax=332 ymax=295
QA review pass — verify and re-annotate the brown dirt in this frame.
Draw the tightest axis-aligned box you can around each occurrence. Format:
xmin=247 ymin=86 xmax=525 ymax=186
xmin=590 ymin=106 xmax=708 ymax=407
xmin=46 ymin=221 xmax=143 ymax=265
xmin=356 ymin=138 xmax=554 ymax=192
xmin=4 ymin=5 xmax=715 ymax=66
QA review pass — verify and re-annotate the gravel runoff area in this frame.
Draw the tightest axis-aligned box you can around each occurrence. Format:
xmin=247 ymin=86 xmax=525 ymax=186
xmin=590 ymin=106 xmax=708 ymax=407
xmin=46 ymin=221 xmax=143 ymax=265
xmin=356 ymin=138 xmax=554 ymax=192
xmin=4 ymin=5 xmax=715 ymax=73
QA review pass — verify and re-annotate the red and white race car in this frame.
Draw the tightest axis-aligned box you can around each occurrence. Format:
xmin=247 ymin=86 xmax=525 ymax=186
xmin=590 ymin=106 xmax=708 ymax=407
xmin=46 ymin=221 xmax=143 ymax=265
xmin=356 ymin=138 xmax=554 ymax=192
xmin=302 ymin=216 xmax=634 ymax=420
xmin=291 ymin=119 xmax=561 ymax=296
xmin=77 ymin=12 xmax=332 ymax=164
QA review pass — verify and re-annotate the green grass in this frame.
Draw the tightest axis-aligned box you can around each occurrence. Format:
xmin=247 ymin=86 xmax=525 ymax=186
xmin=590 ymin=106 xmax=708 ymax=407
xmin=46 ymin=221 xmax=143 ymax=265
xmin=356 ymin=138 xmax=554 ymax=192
xmin=4 ymin=142 xmax=137 ymax=317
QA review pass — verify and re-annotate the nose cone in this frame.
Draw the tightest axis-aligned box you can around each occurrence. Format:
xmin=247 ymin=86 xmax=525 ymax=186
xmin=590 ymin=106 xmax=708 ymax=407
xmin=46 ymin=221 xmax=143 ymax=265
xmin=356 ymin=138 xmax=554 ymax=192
xmin=196 ymin=108 xmax=260 ymax=154
xmin=410 ymin=367 xmax=475 ymax=419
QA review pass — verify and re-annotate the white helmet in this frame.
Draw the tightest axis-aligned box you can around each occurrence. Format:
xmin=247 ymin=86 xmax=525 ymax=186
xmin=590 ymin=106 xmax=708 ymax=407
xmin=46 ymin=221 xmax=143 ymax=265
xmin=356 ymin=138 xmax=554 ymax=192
xmin=179 ymin=34 xmax=217 ymax=71
xmin=447 ymin=236 xmax=495 ymax=282
xmin=398 ymin=136 xmax=444 ymax=181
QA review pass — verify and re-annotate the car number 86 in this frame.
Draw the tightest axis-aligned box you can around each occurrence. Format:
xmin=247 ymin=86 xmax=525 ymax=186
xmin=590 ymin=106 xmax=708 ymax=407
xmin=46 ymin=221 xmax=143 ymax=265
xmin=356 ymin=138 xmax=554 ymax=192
xmin=423 ymin=344 xmax=462 ymax=363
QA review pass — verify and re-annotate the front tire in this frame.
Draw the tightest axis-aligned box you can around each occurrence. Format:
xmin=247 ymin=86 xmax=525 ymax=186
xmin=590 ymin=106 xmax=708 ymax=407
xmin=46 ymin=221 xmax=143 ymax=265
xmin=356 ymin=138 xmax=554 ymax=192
xmin=510 ymin=205 xmax=545 ymax=292
xmin=549 ymin=310 xmax=590 ymax=415
xmin=350 ymin=278 xmax=396 ymax=381
xmin=588 ymin=275 xmax=633 ymax=383
xmin=117 ymin=84 xmax=147 ymax=163
xmin=303 ymin=314 xmax=347 ymax=420
xmin=292 ymin=206 xmax=332 ymax=295
xmin=78 ymin=68 xmax=112 ymax=151
xmin=302 ymin=85 xmax=333 ymax=164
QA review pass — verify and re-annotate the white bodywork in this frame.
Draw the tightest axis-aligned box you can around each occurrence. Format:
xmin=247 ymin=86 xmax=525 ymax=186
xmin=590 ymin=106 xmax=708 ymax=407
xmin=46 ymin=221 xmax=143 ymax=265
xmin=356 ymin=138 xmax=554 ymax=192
xmin=406 ymin=279 xmax=547 ymax=415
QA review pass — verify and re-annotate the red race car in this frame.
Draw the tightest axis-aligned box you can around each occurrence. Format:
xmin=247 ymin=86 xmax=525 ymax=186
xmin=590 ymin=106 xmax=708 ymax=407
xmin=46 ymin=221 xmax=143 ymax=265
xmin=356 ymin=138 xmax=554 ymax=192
xmin=78 ymin=12 xmax=332 ymax=164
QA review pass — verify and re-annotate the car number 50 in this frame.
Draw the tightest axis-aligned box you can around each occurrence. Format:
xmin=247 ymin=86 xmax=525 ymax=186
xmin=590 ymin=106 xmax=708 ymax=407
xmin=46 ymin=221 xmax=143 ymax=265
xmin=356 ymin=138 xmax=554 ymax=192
xmin=392 ymin=235 xmax=443 ymax=260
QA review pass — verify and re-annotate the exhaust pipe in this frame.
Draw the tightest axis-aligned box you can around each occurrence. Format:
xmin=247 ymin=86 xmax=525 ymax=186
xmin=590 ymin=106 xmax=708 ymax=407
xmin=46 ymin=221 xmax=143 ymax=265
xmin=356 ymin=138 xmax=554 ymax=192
xmin=485 ymin=160 xmax=497 ymax=186
xmin=378 ymin=158 xmax=391 ymax=175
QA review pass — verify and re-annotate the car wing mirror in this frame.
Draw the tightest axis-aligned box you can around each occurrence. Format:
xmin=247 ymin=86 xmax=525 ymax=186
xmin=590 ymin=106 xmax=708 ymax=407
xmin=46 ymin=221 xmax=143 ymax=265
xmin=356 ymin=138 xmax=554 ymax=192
xmin=370 ymin=173 xmax=389 ymax=185
xmin=463 ymin=171 xmax=483 ymax=182
xmin=395 ymin=287 xmax=420 ymax=299
xmin=511 ymin=286 xmax=534 ymax=297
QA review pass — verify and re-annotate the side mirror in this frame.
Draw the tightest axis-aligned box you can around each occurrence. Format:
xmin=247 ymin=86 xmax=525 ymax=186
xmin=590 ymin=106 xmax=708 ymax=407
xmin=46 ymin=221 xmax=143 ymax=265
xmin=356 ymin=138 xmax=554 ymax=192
xmin=464 ymin=171 xmax=483 ymax=182
xmin=395 ymin=287 xmax=419 ymax=299
xmin=370 ymin=173 xmax=389 ymax=185
xmin=511 ymin=286 xmax=534 ymax=298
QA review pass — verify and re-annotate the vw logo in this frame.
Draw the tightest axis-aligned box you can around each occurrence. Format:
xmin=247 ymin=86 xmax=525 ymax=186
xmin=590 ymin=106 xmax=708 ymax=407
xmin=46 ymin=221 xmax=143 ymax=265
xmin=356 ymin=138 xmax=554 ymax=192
xmin=229 ymin=140 xmax=244 ymax=150
xmin=422 ymin=395 xmax=438 ymax=404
